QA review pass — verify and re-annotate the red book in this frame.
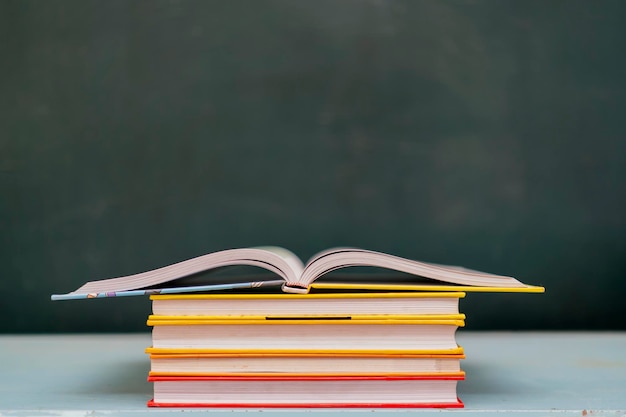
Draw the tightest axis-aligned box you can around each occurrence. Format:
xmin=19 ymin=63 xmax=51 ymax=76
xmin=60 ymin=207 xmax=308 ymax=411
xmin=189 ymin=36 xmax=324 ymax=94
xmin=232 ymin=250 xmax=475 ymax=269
xmin=147 ymin=375 xmax=464 ymax=408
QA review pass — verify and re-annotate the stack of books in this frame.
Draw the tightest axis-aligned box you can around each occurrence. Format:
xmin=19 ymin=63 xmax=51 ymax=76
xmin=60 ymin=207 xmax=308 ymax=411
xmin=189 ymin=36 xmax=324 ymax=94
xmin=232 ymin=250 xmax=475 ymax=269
xmin=51 ymin=246 xmax=544 ymax=408
xmin=145 ymin=292 xmax=467 ymax=407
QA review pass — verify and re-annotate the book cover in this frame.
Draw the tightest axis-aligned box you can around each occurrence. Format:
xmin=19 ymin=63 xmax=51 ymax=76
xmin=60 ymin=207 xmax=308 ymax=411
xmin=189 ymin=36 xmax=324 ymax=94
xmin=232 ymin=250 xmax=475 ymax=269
xmin=145 ymin=346 xmax=466 ymax=355
xmin=147 ymin=314 xmax=466 ymax=322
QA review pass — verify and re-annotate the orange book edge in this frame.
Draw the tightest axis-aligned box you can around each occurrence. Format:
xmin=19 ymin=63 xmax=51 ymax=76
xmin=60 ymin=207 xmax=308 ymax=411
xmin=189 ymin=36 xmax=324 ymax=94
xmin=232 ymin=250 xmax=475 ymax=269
xmin=148 ymin=352 xmax=466 ymax=359
xmin=145 ymin=346 xmax=466 ymax=355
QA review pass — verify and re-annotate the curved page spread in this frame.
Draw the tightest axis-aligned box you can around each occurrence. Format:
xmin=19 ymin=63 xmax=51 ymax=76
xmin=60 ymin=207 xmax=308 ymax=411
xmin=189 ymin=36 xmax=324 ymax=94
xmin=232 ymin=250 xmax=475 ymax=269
xmin=52 ymin=246 xmax=543 ymax=299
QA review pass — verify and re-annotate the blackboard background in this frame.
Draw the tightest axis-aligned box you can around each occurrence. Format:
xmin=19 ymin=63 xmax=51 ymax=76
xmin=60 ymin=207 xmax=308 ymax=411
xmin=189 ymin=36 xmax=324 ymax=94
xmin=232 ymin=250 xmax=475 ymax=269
xmin=1 ymin=1 xmax=625 ymax=332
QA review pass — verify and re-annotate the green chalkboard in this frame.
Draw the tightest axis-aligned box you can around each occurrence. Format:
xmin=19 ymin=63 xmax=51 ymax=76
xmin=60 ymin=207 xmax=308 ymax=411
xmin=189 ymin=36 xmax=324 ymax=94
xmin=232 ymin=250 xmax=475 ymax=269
xmin=1 ymin=0 xmax=625 ymax=332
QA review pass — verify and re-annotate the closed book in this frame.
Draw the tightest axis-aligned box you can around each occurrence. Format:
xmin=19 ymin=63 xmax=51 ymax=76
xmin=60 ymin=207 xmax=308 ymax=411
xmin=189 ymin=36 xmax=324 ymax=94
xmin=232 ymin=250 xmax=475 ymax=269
xmin=147 ymin=375 xmax=465 ymax=408
xmin=150 ymin=292 xmax=464 ymax=317
xmin=147 ymin=316 xmax=464 ymax=352
xmin=148 ymin=352 xmax=465 ymax=376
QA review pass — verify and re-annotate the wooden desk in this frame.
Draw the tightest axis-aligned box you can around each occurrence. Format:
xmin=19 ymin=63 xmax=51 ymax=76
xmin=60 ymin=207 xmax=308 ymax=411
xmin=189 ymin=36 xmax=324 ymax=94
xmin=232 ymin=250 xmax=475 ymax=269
xmin=1 ymin=332 xmax=624 ymax=416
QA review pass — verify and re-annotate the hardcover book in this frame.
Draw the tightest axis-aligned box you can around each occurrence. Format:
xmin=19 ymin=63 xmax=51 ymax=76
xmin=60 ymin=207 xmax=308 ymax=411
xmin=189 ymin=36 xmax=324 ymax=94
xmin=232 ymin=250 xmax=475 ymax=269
xmin=147 ymin=316 xmax=464 ymax=352
xmin=147 ymin=352 xmax=466 ymax=376
xmin=150 ymin=292 xmax=464 ymax=317
xmin=147 ymin=375 xmax=465 ymax=408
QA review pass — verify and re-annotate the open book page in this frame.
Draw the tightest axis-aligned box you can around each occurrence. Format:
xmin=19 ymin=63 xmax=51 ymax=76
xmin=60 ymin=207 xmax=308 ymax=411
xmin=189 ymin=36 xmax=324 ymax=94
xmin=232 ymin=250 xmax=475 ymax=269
xmin=65 ymin=247 xmax=301 ymax=295
xmin=288 ymin=248 xmax=529 ymax=291
xmin=256 ymin=246 xmax=305 ymax=278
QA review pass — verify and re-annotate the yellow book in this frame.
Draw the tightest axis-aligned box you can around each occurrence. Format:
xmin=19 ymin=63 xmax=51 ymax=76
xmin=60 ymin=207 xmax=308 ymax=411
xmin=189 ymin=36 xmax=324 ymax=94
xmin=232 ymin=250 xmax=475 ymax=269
xmin=147 ymin=315 xmax=464 ymax=352
xmin=147 ymin=349 xmax=466 ymax=377
xmin=150 ymin=292 xmax=465 ymax=317
xmin=147 ymin=316 xmax=466 ymax=326
xmin=148 ymin=313 xmax=466 ymax=322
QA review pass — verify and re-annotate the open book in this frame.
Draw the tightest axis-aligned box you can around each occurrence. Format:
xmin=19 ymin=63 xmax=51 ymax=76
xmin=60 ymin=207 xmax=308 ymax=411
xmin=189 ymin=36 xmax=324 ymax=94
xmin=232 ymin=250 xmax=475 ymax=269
xmin=51 ymin=247 xmax=543 ymax=300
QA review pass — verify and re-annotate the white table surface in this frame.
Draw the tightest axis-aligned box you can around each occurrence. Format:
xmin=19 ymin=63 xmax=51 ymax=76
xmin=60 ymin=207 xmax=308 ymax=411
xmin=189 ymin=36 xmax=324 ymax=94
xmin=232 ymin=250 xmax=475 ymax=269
xmin=1 ymin=332 xmax=624 ymax=416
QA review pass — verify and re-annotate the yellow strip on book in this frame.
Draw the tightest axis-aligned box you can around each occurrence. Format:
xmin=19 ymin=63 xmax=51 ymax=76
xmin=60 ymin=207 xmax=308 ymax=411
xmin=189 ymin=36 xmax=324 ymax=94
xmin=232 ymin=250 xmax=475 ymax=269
xmin=150 ymin=292 xmax=466 ymax=300
xmin=310 ymin=282 xmax=545 ymax=293
xmin=145 ymin=346 xmax=466 ymax=355
xmin=147 ymin=314 xmax=466 ymax=321
xmin=148 ymin=352 xmax=466 ymax=359
xmin=146 ymin=316 xmax=465 ymax=327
